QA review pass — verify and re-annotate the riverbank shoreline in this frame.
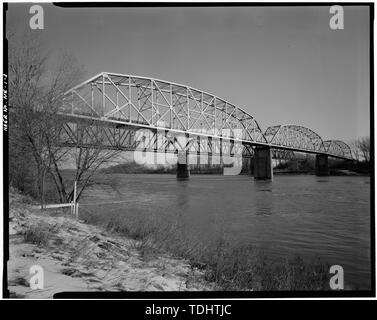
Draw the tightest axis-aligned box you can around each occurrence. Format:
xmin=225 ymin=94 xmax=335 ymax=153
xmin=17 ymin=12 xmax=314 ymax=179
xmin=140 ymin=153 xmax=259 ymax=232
xmin=9 ymin=175 xmax=358 ymax=293
xmin=7 ymin=189 xmax=215 ymax=298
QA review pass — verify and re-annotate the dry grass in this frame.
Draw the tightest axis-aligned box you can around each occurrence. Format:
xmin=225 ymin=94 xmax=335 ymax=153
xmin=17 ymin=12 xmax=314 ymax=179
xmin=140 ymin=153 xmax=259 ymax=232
xmin=9 ymin=276 xmax=29 ymax=287
xmin=79 ymin=208 xmax=330 ymax=291
xmin=200 ymin=241 xmax=330 ymax=290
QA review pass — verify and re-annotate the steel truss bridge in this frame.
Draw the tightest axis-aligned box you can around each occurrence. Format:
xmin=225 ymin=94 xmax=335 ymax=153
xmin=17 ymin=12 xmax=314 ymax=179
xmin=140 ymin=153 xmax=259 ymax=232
xmin=58 ymin=72 xmax=353 ymax=161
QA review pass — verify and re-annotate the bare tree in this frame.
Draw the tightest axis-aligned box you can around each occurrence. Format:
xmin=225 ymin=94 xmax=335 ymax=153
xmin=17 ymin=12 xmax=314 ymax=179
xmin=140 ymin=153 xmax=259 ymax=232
xmin=358 ymin=136 xmax=370 ymax=163
xmin=49 ymin=123 xmax=121 ymax=203
xmin=8 ymin=30 xmax=119 ymax=206
xmin=349 ymin=136 xmax=370 ymax=163
xmin=349 ymin=140 xmax=361 ymax=162
xmin=8 ymin=31 xmax=71 ymax=205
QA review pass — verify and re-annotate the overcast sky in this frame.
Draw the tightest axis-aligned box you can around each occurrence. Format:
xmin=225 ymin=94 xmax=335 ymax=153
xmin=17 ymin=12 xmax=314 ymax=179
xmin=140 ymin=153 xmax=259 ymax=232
xmin=7 ymin=4 xmax=370 ymax=142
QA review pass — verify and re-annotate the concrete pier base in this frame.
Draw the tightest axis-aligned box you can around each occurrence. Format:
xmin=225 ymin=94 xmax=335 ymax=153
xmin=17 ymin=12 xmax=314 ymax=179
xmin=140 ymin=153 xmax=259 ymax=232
xmin=315 ymin=154 xmax=329 ymax=176
xmin=176 ymin=152 xmax=190 ymax=180
xmin=254 ymin=146 xmax=273 ymax=180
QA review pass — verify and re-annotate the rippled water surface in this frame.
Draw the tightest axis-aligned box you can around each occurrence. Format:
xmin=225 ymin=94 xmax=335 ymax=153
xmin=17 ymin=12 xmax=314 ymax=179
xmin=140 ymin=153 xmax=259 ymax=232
xmin=81 ymin=174 xmax=371 ymax=289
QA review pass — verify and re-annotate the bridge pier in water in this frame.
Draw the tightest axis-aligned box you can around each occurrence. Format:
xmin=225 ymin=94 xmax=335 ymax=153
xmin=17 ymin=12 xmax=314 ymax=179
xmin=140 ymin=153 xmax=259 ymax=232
xmin=315 ymin=154 xmax=329 ymax=176
xmin=176 ymin=152 xmax=190 ymax=180
xmin=253 ymin=146 xmax=273 ymax=180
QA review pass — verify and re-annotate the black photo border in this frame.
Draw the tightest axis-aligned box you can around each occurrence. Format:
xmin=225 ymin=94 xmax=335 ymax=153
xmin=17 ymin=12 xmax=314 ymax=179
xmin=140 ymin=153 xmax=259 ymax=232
xmin=2 ymin=1 xmax=375 ymax=300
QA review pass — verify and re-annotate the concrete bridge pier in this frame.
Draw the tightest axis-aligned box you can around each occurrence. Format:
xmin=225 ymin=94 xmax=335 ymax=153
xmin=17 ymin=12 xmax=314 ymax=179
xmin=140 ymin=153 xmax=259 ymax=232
xmin=254 ymin=146 xmax=273 ymax=180
xmin=315 ymin=154 xmax=329 ymax=176
xmin=177 ymin=151 xmax=190 ymax=180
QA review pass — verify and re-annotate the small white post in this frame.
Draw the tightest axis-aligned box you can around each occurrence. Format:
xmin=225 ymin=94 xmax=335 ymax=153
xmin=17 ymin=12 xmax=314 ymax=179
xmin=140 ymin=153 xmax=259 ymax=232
xmin=75 ymin=202 xmax=79 ymax=219
xmin=73 ymin=181 xmax=77 ymax=217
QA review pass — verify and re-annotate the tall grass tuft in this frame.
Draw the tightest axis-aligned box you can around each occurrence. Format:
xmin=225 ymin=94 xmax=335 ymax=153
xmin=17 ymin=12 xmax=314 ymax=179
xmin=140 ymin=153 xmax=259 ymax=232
xmin=23 ymin=224 xmax=50 ymax=246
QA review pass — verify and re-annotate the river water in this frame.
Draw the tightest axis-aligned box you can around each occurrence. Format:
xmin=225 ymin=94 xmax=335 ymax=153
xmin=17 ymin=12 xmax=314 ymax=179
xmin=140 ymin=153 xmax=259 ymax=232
xmin=81 ymin=173 xmax=371 ymax=290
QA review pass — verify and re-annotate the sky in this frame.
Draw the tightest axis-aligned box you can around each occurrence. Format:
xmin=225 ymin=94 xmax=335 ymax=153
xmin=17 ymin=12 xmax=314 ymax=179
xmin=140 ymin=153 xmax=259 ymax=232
xmin=7 ymin=4 xmax=371 ymax=142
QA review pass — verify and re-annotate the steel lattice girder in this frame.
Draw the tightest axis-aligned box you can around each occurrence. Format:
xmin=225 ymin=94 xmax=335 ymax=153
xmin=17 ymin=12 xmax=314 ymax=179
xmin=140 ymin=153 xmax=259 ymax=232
xmin=272 ymin=149 xmax=295 ymax=160
xmin=61 ymin=72 xmax=267 ymax=145
xmin=59 ymin=119 xmax=254 ymax=158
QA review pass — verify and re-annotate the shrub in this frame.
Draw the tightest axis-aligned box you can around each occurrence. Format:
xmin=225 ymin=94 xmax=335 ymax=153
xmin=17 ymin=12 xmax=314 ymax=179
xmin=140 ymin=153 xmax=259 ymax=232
xmin=23 ymin=224 xmax=51 ymax=246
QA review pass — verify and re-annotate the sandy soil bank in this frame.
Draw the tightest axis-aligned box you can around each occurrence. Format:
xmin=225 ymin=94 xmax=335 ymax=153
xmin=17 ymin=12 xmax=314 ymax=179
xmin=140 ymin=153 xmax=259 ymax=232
xmin=7 ymin=190 xmax=214 ymax=298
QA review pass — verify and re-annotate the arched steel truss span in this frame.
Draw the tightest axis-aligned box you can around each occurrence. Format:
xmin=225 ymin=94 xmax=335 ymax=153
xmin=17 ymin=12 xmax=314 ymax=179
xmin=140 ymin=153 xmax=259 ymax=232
xmin=60 ymin=73 xmax=353 ymax=160
xmin=62 ymin=72 xmax=267 ymax=144
xmin=264 ymin=124 xmax=352 ymax=160
xmin=324 ymin=140 xmax=353 ymax=159
xmin=265 ymin=124 xmax=326 ymax=153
